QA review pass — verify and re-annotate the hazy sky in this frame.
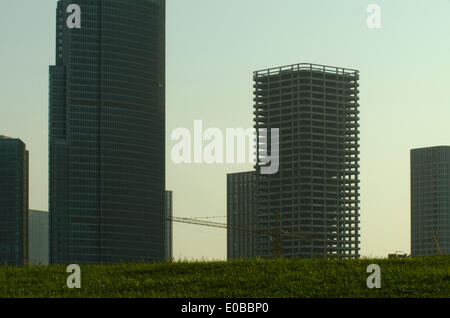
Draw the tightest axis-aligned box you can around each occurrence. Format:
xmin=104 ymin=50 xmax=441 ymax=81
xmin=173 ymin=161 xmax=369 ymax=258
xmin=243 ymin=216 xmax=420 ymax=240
xmin=1 ymin=0 xmax=449 ymax=260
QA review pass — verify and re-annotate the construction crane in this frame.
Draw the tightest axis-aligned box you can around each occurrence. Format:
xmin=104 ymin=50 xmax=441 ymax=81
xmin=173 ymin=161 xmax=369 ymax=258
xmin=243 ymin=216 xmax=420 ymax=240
xmin=169 ymin=210 xmax=315 ymax=258
xmin=432 ymin=236 xmax=443 ymax=256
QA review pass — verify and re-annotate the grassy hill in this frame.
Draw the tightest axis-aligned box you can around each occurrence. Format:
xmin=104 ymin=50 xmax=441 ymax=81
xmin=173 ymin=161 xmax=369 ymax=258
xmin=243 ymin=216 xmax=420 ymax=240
xmin=0 ymin=256 xmax=449 ymax=298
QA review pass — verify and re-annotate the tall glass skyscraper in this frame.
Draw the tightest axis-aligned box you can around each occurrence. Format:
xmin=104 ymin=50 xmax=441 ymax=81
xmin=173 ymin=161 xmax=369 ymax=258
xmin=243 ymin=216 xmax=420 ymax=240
xmin=0 ymin=136 xmax=29 ymax=266
xmin=49 ymin=0 xmax=166 ymax=264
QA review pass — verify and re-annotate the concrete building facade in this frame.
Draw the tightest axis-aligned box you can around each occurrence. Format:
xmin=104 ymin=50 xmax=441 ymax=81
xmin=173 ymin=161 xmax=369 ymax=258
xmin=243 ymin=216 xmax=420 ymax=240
xmin=411 ymin=146 xmax=450 ymax=256
xmin=253 ymin=63 xmax=360 ymax=259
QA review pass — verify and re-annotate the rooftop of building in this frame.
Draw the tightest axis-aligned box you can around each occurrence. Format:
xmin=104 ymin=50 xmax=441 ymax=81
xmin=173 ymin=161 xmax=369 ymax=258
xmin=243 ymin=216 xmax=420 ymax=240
xmin=0 ymin=136 xmax=26 ymax=148
xmin=29 ymin=210 xmax=49 ymax=213
xmin=254 ymin=62 xmax=359 ymax=77
xmin=227 ymin=171 xmax=255 ymax=177
xmin=411 ymin=145 xmax=450 ymax=152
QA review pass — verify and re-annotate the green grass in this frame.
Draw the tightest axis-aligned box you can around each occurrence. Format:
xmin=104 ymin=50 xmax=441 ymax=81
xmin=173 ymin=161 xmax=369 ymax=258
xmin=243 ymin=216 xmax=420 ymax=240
xmin=0 ymin=256 xmax=449 ymax=298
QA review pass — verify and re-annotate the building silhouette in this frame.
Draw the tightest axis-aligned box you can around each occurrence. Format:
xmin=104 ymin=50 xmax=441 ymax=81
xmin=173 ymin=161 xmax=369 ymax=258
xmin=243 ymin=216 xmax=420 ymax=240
xmin=227 ymin=171 xmax=257 ymax=260
xmin=29 ymin=210 xmax=49 ymax=266
xmin=49 ymin=0 xmax=166 ymax=264
xmin=165 ymin=191 xmax=173 ymax=261
xmin=253 ymin=63 xmax=360 ymax=259
xmin=411 ymin=146 xmax=450 ymax=256
xmin=0 ymin=136 xmax=29 ymax=266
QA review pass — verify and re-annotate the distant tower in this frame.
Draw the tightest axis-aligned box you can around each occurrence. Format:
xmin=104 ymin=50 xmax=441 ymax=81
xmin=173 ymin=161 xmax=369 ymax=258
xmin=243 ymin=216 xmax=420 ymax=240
xmin=165 ymin=191 xmax=173 ymax=261
xmin=0 ymin=136 xmax=29 ymax=266
xmin=29 ymin=210 xmax=49 ymax=266
xmin=227 ymin=172 xmax=257 ymax=260
xmin=411 ymin=146 xmax=450 ymax=256
xmin=49 ymin=0 xmax=166 ymax=264
xmin=253 ymin=63 xmax=360 ymax=259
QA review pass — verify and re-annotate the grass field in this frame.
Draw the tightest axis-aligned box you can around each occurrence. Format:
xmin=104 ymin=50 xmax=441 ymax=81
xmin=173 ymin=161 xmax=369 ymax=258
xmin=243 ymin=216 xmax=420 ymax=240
xmin=0 ymin=256 xmax=449 ymax=298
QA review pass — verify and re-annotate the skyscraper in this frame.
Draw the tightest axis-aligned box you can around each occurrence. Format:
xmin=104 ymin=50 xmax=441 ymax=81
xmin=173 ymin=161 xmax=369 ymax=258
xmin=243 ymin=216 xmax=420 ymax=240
xmin=253 ymin=63 xmax=360 ymax=259
xmin=49 ymin=0 xmax=166 ymax=264
xmin=411 ymin=146 xmax=450 ymax=256
xmin=227 ymin=171 xmax=257 ymax=260
xmin=29 ymin=210 xmax=49 ymax=266
xmin=0 ymin=136 xmax=29 ymax=266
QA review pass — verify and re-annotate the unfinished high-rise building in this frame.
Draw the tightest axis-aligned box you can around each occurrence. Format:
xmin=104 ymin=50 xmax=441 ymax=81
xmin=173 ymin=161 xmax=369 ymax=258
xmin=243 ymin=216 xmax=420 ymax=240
xmin=253 ymin=63 xmax=360 ymax=259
